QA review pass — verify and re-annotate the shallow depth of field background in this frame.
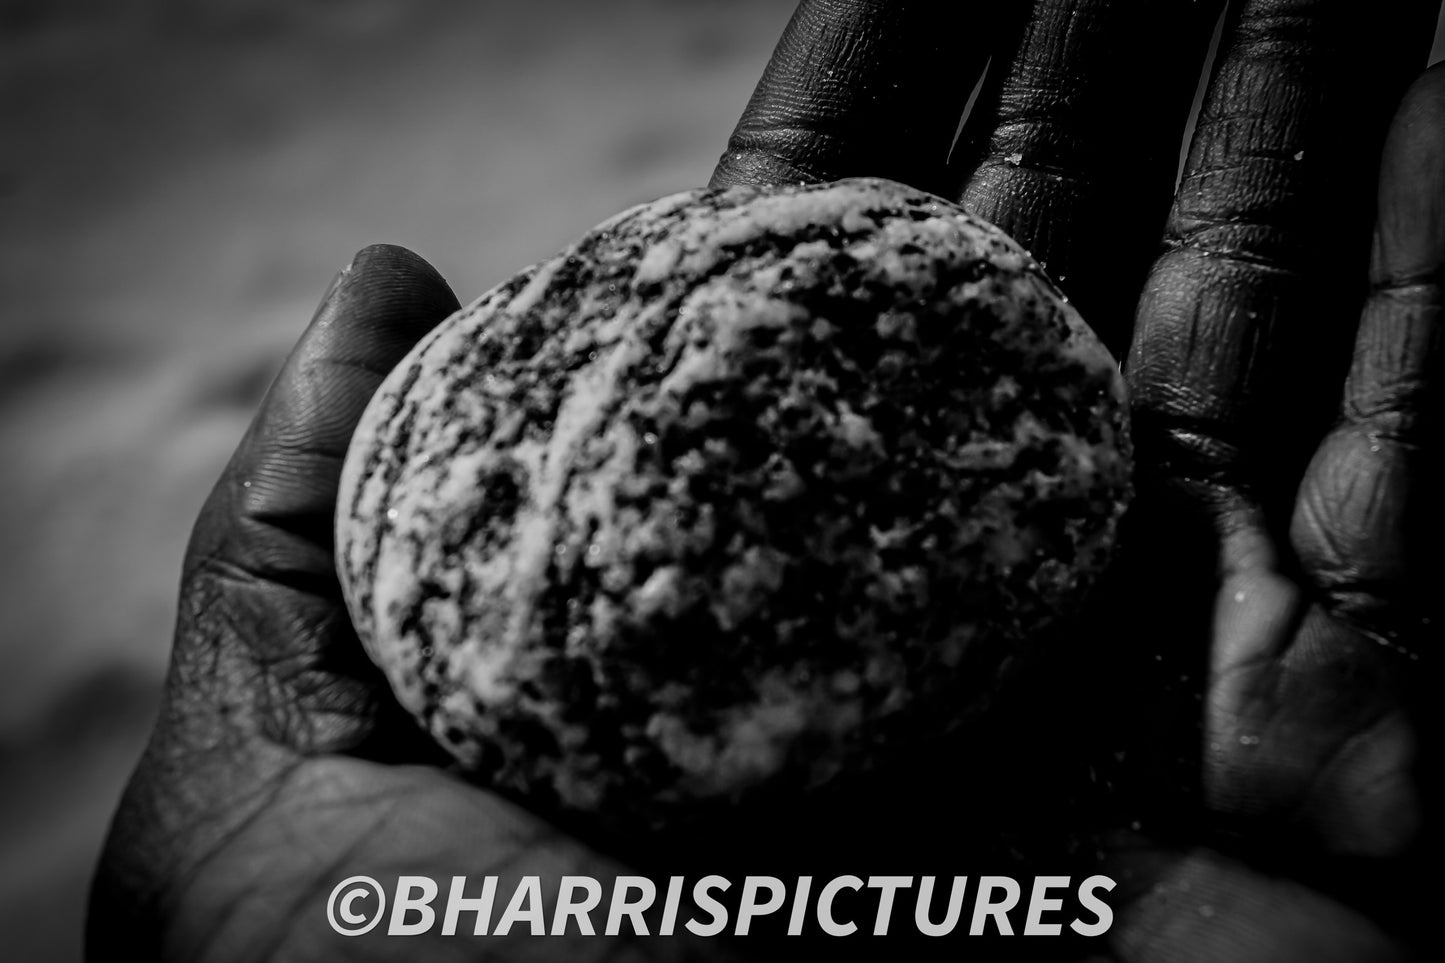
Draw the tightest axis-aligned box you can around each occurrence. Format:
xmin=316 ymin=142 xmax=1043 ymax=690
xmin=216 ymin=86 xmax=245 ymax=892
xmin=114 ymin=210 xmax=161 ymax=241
xmin=1 ymin=2 xmax=1442 ymax=960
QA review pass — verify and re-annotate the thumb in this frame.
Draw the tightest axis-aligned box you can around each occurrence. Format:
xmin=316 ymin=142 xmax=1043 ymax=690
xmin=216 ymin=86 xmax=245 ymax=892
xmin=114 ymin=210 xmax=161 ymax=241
xmin=174 ymin=243 xmax=460 ymax=759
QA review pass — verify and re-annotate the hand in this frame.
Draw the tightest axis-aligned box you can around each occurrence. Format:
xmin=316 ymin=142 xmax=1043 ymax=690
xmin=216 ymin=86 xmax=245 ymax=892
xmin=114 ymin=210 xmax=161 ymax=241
xmin=711 ymin=1 xmax=1435 ymax=959
xmin=89 ymin=3 xmax=1441 ymax=963
xmin=86 ymin=246 xmax=735 ymax=963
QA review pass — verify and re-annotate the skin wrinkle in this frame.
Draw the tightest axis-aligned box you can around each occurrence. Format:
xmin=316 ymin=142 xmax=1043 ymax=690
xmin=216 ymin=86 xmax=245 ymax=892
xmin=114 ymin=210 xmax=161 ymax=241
xmin=975 ymin=153 xmax=1089 ymax=181
xmin=238 ymin=514 xmax=336 ymax=567
xmin=255 ymin=643 xmax=367 ymax=721
xmin=147 ymin=756 xmax=301 ymax=924
xmin=1343 ymin=298 xmax=1442 ymax=422
xmin=1134 ymin=306 xmax=1268 ymax=420
xmin=171 ymin=760 xmax=551 ymax=957
xmin=716 ymin=128 xmax=839 ymax=184
xmin=1182 ymin=153 xmax=1309 ymax=180
xmin=1136 ymin=428 xmax=1243 ymax=486
xmin=969 ymin=2 xmax=1091 ymax=159
xmin=1291 ymin=480 xmax=1356 ymax=574
xmin=170 ymin=781 xmax=401 ymax=962
xmin=191 ymin=550 xmax=337 ymax=602
xmin=1367 ymin=274 xmax=1445 ymax=296
xmin=1295 ymin=460 xmax=1427 ymax=624
xmin=204 ymin=599 xmax=386 ymax=752
xmin=246 ymin=814 xmax=409 ymax=963
xmin=172 ymin=590 xmax=277 ymax=720
xmin=1154 ymin=243 xmax=1299 ymax=276
xmin=231 ymin=478 xmax=336 ymax=532
xmin=1337 ymin=411 xmax=1429 ymax=447
xmin=1169 ymin=178 xmax=1312 ymax=225
xmin=187 ymin=538 xmax=364 ymax=704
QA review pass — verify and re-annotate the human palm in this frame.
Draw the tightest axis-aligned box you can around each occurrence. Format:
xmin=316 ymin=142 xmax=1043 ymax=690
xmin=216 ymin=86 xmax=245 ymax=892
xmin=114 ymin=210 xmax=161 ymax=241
xmin=90 ymin=2 xmax=1440 ymax=961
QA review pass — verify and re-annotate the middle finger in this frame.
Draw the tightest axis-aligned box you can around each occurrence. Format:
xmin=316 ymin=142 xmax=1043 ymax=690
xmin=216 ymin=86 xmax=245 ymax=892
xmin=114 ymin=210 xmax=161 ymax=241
xmin=953 ymin=0 xmax=1227 ymax=355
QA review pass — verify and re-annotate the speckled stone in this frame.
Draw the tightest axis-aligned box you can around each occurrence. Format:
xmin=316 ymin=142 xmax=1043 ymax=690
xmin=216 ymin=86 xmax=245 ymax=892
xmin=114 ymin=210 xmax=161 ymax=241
xmin=336 ymin=177 xmax=1131 ymax=834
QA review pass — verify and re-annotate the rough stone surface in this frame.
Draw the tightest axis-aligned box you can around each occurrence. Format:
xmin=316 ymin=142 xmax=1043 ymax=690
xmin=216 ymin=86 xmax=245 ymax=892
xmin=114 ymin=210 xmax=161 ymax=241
xmin=336 ymin=176 xmax=1131 ymax=833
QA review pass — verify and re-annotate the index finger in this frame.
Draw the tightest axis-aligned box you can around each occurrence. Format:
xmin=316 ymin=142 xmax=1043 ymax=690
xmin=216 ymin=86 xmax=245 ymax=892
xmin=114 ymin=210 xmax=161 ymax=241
xmin=709 ymin=0 xmax=1019 ymax=193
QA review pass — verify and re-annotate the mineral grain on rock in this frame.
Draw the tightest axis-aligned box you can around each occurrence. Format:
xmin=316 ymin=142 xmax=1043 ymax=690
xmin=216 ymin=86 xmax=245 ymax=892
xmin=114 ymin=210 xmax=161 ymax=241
xmin=336 ymin=177 xmax=1131 ymax=833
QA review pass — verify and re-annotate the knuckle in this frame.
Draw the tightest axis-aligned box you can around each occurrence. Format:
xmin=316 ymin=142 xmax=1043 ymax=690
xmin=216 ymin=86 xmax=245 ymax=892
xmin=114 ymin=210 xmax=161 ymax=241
xmin=1127 ymin=407 xmax=1246 ymax=487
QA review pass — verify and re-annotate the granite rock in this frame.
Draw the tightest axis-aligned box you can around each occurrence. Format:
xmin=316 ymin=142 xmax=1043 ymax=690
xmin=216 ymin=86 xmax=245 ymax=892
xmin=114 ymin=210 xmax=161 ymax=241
xmin=336 ymin=177 xmax=1131 ymax=833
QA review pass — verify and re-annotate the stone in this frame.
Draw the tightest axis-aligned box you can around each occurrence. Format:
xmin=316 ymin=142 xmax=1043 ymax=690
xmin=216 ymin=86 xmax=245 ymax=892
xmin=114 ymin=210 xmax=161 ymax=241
xmin=336 ymin=177 xmax=1131 ymax=834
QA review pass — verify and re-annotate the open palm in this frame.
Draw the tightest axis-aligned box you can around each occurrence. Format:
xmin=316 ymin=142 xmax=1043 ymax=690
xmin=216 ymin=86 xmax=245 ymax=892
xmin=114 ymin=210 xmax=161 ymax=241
xmin=90 ymin=2 xmax=1440 ymax=961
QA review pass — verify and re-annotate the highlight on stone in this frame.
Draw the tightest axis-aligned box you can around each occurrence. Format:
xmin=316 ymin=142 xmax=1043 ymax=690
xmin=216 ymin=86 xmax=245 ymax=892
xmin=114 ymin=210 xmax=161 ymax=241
xmin=336 ymin=177 xmax=1132 ymax=833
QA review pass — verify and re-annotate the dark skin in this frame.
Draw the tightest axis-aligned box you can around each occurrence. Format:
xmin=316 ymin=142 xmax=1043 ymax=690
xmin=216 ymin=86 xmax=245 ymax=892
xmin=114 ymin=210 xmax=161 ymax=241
xmin=89 ymin=1 xmax=1441 ymax=960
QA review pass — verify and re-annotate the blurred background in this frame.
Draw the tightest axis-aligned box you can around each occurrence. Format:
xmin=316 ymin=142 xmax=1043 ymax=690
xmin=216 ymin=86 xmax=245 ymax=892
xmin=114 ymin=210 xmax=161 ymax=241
xmin=0 ymin=2 xmax=1442 ymax=960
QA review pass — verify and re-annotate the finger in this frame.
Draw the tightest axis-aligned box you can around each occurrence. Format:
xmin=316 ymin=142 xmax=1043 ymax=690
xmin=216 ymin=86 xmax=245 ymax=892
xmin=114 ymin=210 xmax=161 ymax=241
xmin=194 ymin=245 xmax=458 ymax=583
xmin=1125 ymin=0 xmax=1438 ymax=559
xmin=952 ymin=0 xmax=1225 ymax=356
xmin=176 ymin=244 xmax=460 ymax=755
xmin=709 ymin=0 xmax=1017 ymax=193
xmin=1201 ymin=72 xmax=1444 ymax=860
xmin=1292 ymin=64 xmax=1445 ymax=647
